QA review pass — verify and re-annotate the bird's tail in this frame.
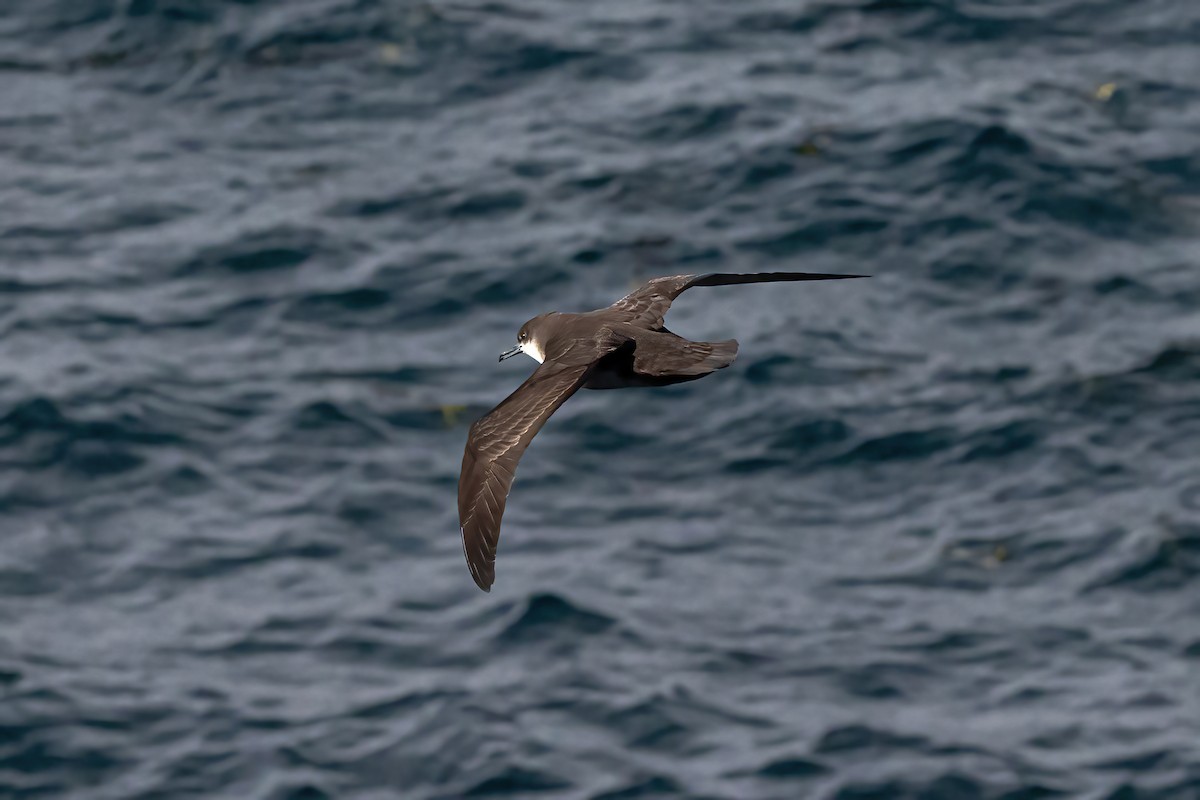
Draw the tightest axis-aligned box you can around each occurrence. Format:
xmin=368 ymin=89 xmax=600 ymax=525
xmin=632 ymin=332 xmax=739 ymax=377
xmin=701 ymin=339 xmax=739 ymax=371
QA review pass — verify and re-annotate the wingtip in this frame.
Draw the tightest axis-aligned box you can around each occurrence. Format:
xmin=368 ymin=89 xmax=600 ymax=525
xmin=462 ymin=524 xmax=494 ymax=592
xmin=467 ymin=563 xmax=494 ymax=592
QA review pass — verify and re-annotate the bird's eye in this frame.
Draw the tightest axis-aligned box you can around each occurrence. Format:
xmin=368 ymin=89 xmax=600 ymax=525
xmin=519 ymin=332 xmax=527 ymax=341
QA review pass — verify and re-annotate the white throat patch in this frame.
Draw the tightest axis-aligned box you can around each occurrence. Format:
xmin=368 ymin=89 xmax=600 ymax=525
xmin=520 ymin=340 xmax=544 ymax=363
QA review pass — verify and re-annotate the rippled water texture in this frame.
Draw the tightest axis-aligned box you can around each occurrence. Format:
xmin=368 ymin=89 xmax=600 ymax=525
xmin=2 ymin=1 xmax=1200 ymax=798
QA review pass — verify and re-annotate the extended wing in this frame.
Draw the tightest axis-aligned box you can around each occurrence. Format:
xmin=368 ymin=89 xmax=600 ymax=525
xmin=608 ymin=271 xmax=867 ymax=330
xmin=458 ymin=361 xmax=592 ymax=591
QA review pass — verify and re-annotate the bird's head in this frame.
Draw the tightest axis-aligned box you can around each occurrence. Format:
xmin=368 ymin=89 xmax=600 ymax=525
xmin=499 ymin=313 xmax=555 ymax=364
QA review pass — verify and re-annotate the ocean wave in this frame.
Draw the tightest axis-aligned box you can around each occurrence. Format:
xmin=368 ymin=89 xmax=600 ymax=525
xmin=3 ymin=0 xmax=1199 ymax=797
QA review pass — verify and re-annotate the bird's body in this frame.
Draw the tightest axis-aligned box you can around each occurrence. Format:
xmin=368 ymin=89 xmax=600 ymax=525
xmin=458 ymin=271 xmax=865 ymax=591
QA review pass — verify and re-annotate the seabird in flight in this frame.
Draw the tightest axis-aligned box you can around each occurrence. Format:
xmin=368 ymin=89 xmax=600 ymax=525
xmin=458 ymin=271 xmax=866 ymax=591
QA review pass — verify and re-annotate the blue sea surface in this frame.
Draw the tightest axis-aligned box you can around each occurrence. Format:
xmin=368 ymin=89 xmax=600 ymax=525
xmin=2 ymin=1 xmax=1200 ymax=798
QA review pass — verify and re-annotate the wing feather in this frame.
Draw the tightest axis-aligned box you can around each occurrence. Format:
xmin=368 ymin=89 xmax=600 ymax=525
xmin=608 ymin=271 xmax=867 ymax=330
xmin=458 ymin=361 xmax=592 ymax=591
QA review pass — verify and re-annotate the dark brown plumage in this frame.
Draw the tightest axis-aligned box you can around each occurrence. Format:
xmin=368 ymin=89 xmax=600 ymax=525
xmin=457 ymin=271 xmax=866 ymax=591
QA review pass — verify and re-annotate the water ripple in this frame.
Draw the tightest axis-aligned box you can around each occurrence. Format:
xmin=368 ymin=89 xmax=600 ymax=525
xmin=2 ymin=0 xmax=1199 ymax=798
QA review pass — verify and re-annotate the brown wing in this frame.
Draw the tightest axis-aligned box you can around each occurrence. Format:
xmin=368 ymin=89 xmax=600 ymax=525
xmin=458 ymin=361 xmax=592 ymax=591
xmin=608 ymin=271 xmax=868 ymax=330
xmin=607 ymin=274 xmax=700 ymax=330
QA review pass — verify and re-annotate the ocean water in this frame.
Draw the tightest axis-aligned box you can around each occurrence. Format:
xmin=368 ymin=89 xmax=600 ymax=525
xmin=2 ymin=1 xmax=1200 ymax=798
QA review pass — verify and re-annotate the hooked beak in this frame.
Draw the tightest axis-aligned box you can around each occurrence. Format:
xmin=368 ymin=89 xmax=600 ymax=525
xmin=499 ymin=344 xmax=521 ymax=362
